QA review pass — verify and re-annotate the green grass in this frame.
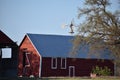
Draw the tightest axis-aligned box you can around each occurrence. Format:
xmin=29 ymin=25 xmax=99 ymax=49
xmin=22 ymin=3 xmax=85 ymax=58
xmin=0 ymin=77 xmax=120 ymax=80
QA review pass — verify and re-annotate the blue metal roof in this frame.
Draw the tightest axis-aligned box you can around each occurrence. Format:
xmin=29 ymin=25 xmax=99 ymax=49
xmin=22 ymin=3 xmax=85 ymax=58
xmin=27 ymin=33 xmax=113 ymax=59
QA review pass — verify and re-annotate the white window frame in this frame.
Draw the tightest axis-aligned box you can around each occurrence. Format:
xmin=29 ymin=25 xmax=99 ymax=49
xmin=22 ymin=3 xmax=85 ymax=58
xmin=1 ymin=48 xmax=12 ymax=58
xmin=25 ymin=52 xmax=31 ymax=67
xmin=69 ymin=66 xmax=75 ymax=77
xmin=51 ymin=57 xmax=57 ymax=69
xmin=61 ymin=58 xmax=67 ymax=69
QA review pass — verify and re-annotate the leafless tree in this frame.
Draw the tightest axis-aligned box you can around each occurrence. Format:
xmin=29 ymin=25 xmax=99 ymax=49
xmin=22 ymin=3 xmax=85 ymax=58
xmin=72 ymin=0 xmax=120 ymax=75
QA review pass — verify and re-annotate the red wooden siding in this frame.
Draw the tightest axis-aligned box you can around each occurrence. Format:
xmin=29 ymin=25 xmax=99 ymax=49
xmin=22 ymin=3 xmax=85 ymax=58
xmin=0 ymin=30 xmax=18 ymax=77
xmin=41 ymin=57 xmax=114 ymax=77
xmin=0 ymin=30 xmax=14 ymax=44
xmin=67 ymin=58 xmax=114 ymax=76
xmin=41 ymin=57 xmax=68 ymax=77
xmin=18 ymin=36 xmax=40 ymax=77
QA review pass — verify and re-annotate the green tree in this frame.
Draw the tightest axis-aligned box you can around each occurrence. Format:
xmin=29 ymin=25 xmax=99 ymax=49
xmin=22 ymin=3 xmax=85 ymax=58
xmin=72 ymin=0 xmax=120 ymax=75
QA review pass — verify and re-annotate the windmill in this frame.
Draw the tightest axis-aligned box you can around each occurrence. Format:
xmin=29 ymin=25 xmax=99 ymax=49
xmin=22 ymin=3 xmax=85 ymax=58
xmin=62 ymin=19 xmax=75 ymax=34
xmin=69 ymin=21 xmax=74 ymax=34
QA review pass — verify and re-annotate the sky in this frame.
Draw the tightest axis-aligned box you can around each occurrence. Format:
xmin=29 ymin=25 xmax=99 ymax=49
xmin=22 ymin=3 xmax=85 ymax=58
xmin=0 ymin=0 xmax=119 ymax=45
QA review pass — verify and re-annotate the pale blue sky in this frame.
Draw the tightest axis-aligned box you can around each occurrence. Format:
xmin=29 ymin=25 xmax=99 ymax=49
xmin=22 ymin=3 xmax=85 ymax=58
xmin=0 ymin=0 xmax=119 ymax=44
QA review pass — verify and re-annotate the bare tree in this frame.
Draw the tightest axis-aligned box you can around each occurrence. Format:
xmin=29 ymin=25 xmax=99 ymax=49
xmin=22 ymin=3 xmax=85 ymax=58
xmin=72 ymin=0 xmax=120 ymax=75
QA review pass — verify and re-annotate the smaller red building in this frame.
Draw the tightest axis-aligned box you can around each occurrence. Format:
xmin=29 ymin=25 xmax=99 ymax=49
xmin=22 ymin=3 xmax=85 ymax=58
xmin=0 ymin=30 xmax=18 ymax=77
xmin=18 ymin=34 xmax=114 ymax=77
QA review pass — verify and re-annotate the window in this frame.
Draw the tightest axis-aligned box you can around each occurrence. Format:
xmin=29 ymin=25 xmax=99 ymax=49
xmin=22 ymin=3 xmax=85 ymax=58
xmin=23 ymin=52 xmax=31 ymax=67
xmin=51 ymin=57 xmax=57 ymax=69
xmin=1 ymin=48 xmax=12 ymax=58
xmin=25 ymin=52 xmax=31 ymax=67
xmin=61 ymin=58 xmax=66 ymax=69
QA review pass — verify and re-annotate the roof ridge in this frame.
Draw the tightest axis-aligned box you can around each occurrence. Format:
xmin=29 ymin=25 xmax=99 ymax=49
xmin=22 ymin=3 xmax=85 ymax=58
xmin=27 ymin=33 xmax=74 ymax=37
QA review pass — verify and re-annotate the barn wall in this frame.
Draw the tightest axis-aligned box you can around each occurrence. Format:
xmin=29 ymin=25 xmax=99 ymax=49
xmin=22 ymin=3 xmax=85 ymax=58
xmin=41 ymin=57 xmax=68 ymax=77
xmin=18 ymin=36 xmax=40 ymax=77
xmin=41 ymin=57 xmax=114 ymax=77
xmin=0 ymin=30 xmax=18 ymax=77
xmin=67 ymin=58 xmax=114 ymax=76
xmin=0 ymin=44 xmax=18 ymax=77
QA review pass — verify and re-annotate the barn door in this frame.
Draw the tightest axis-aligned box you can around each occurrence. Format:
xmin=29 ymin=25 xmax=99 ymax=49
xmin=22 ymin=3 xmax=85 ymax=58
xmin=69 ymin=66 xmax=75 ymax=77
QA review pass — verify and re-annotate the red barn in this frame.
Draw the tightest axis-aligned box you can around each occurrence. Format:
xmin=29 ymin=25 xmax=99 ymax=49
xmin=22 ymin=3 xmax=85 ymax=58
xmin=0 ymin=30 xmax=18 ymax=77
xmin=18 ymin=33 xmax=114 ymax=77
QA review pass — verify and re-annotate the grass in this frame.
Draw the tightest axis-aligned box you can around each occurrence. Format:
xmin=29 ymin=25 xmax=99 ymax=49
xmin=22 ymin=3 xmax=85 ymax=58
xmin=0 ymin=76 xmax=120 ymax=80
